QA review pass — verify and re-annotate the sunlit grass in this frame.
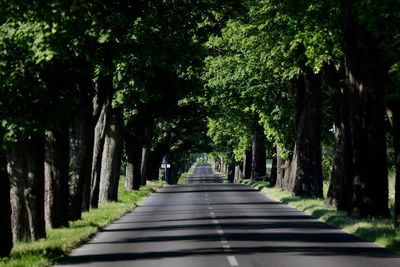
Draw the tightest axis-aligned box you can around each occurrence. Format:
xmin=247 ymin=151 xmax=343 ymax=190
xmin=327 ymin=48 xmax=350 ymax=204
xmin=0 ymin=178 xmax=164 ymax=267
xmin=243 ymin=179 xmax=400 ymax=254
xmin=177 ymin=173 xmax=187 ymax=184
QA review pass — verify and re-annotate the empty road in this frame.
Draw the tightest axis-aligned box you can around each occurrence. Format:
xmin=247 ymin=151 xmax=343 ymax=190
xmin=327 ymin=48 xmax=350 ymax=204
xmin=60 ymin=164 xmax=400 ymax=267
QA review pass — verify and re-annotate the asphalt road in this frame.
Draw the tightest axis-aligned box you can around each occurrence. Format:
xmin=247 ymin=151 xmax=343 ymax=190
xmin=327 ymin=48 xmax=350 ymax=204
xmin=59 ymin=164 xmax=400 ymax=267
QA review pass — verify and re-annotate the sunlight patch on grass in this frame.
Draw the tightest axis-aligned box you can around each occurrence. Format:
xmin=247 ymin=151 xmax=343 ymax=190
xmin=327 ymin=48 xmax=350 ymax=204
xmin=0 ymin=179 xmax=164 ymax=267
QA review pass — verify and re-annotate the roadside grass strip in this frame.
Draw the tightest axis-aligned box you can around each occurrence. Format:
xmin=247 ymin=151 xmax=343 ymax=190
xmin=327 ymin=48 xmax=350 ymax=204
xmin=242 ymin=179 xmax=400 ymax=254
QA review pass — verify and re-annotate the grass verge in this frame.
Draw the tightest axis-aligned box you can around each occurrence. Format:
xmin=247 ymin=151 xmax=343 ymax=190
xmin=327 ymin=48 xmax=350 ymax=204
xmin=0 ymin=178 xmax=164 ymax=267
xmin=242 ymin=179 xmax=400 ymax=254
xmin=177 ymin=173 xmax=187 ymax=184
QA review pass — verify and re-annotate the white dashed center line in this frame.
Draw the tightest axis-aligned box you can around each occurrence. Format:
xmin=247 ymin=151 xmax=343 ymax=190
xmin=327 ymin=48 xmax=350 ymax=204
xmin=207 ymin=199 xmax=239 ymax=266
xmin=227 ymin=255 xmax=239 ymax=266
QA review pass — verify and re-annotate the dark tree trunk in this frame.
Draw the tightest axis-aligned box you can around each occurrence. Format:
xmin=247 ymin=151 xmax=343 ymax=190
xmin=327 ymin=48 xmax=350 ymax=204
xmin=140 ymin=147 xmax=149 ymax=186
xmin=325 ymin=64 xmax=353 ymax=210
xmin=90 ymin=46 xmax=114 ymax=208
xmin=90 ymin=96 xmax=111 ymax=208
xmin=227 ymin=165 xmax=234 ymax=183
xmin=125 ymin=137 xmax=142 ymax=191
xmin=44 ymin=127 xmax=69 ymax=229
xmin=251 ymin=123 xmax=266 ymax=179
xmin=8 ymin=142 xmax=30 ymax=242
xmin=99 ymin=109 xmax=124 ymax=202
xmin=338 ymin=3 xmax=389 ymax=217
xmin=242 ymin=149 xmax=252 ymax=179
xmin=387 ymin=100 xmax=400 ymax=226
xmin=68 ymin=63 xmax=95 ymax=219
xmin=0 ymin=149 xmax=13 ymax=256
xmin=270 ymin=146 xmax=277 ymax=187
xmin=275 ymin=146 xmax=286 ymax=189
xmin=25 ymin=136 xmax=46 ymax=240
xmin=69 ymin=103 xmax=94 ymax=219
xmin=147 ymin=150 xmax=163 ymax=181
xmin=288 ymin=68 xmax=323 ymax=198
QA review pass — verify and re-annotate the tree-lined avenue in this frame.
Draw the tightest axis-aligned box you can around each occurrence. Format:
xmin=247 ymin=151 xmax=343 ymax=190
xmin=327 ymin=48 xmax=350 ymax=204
xmin=59 ymin=165 xmax=400 ymax=267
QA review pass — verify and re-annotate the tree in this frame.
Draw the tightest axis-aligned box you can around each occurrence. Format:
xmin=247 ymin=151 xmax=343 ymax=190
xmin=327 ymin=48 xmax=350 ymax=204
xmin=0 ymin=140 xmax=12 ymax=256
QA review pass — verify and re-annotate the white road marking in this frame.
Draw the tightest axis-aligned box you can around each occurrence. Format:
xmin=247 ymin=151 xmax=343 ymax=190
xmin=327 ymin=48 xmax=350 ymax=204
xmin=227 ymin=256 xmax=239 ymax=266
xmin=217 ymin=229 xmax=224 ymax=235
xmin=220 ymin=238 xmax=228 ymax=244
xmin=223 ymin=244 xmax=231 ymax=252
xmin=212 ymin=219 xmax=219 ymax=224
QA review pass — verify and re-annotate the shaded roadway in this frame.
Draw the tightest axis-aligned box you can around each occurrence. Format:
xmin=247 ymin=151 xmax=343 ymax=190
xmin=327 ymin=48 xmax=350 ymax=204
xmin=59 ymin=164 xmax=400 ymax=267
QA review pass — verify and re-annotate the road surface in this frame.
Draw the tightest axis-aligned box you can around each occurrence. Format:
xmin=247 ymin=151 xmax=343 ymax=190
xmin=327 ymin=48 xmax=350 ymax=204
xmin=59 ymin=164 xmax=400 ymax=267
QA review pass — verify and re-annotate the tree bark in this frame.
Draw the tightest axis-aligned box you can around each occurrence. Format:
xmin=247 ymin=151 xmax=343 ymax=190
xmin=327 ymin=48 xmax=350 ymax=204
xmin=25 ymin=136 xmax=46 ymax=240
xmin=275 ymin=146 xmax=286 ymax=189
xmin=140 ymin=146 xmax=149 ymax=186
xmin=227 ymin=165 xmax=234 ymax=183
xmin=288 ymin=68 xmax=323 ymax=198
xmin=44 ymin=127 xmax=69 ymax=229
xmin=90 ymin=99 xmax=110 ymax=208
xmin=324 ymin=64 xmax=353 ymax=210
xmin=0 ymin=149 xmax=13 ymax=256
xmin=338 ymin=3 xmax=389 ymax=217
xmin=387 ymin=99 xmax=400 ymax=226
xmin=125 ymin=136 xmax=142 ymax=190
xmin=8 ymin=142 xmax=30 ymax=242
xmin=147 ymin=150 xmax=163 ymax=181
xmin=68 ymin=62 xmax=95 ymax=220
xmin=270 ymin=146 xmax=277 ymax=187
xmin=251 ymin=123 xmax=266 ymax=179
xmin=242 ymin=149 xmax=252 ymax=179
xmin=90 ymin=45 xmax=114 ymax=208
xmin=234 ymin=165 xmax=241 ymax=183
xmin=99 ymin=109 xmax=124 ymax=202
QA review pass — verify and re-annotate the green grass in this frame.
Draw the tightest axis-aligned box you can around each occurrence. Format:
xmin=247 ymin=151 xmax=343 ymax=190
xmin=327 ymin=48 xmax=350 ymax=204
xmin=177 ymin=173 xmax=187 ymax=184
xmin=0 ymin=178 xmax=164 ymax=267
xmin=242 ymin=179 xmax=400 ymax=254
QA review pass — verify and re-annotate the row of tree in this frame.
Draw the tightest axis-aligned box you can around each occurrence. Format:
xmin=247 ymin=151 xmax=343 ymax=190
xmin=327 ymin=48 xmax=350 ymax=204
xmin=204 ymin=0 xmax=400 ymax=226
xmin=0 ymin=0 xmax=240 ymax=257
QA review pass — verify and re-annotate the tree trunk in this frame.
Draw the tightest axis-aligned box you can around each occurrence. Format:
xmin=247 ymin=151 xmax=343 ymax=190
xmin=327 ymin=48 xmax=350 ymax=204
xmin=251 ymin=123 xmax=266 ymax=179
xmin=125 ymin=137 xmax=142 ymax=191
xmin=339 ymin=3 xmax=389 ymax=217
xmin=270 ymin=146 xmax=277 ymax=187
xmin=324 ymin=64 xmax=353 ymax=210
xmin=90 ymin=47 xmax=114 ymax=208
xmin=44 ymin=127 xmax=69 ymax=229
xmin=288 ymin=68 xmax=323 ymax=198
xmin=147 ymin=150 xmax=163 ymax=181
xmin=25 ymin=136 xmax=46 ymax=240
xmin=275 ymin=146 xmax=286 ymax=189
xmin=242 ymin=149 xmax=252 ymax=179
xmin=387 ymin=99 xmax=400 ymax=226
xmin=140 ymin=146 xmax=149 ymax=186
xmin=99 ymin=109 xmax=124 ymax=202
xmin=8 ymin=142 xmax=31 ymax=242
xmin=227 ymin=165 xmax=234 ymax=183
xmin=68 ymin=63 xmax=95 ymax=220
xmin=90 ymin=100 xmax=110 ymax=208
xmin=0 ymin=149 xmax=13 ymax=256
xmin=234 ymin=165 xmax=241 ymax=183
